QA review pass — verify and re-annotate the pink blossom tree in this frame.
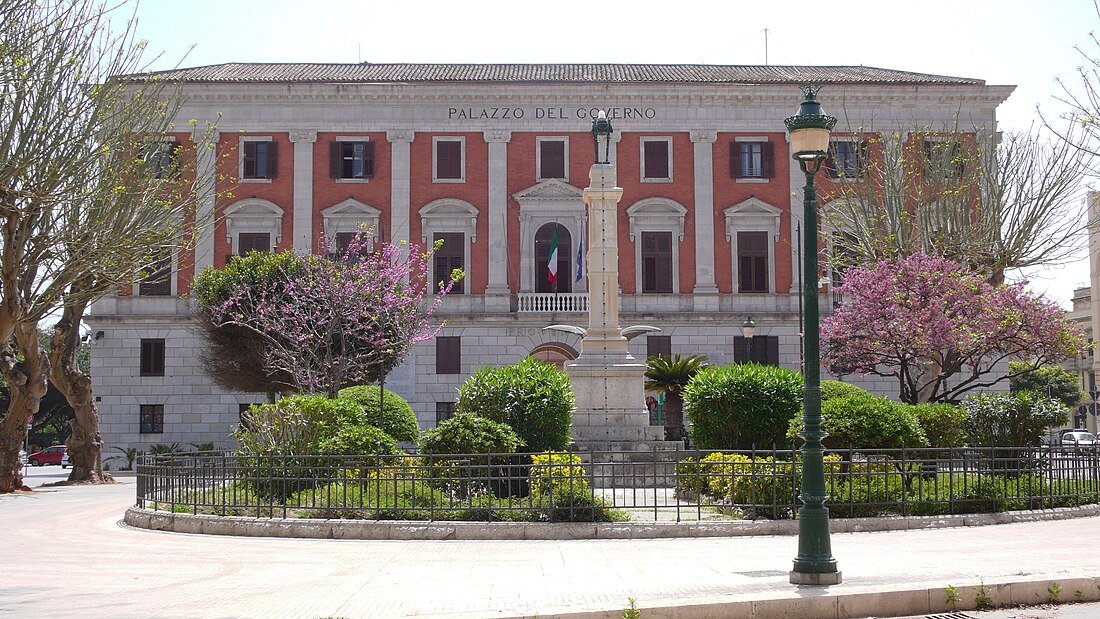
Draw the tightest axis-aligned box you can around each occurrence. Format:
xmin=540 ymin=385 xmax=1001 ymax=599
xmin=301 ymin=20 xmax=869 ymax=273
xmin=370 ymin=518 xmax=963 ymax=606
xmin=199 ymin=235 xmax=459 ymax=399
xmin=822 ymin=253 xmax=1085 ymax=404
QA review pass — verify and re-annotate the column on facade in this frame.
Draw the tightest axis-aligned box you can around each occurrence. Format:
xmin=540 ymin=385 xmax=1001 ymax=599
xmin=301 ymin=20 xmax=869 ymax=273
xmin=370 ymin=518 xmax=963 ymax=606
xmin=387 ymin=130 xmax=414 ymax=246
xmin=484 ymin=130 xmax=511 ymax=309
xmin=191 ymin=128 xmax=220 ymax=273
xmin=690 ymin=130 xmax=719 ymax=310
xmin=1090 ymin=191 xmax=1100 ymax=411
xmin=289 ymin=130 xmax=316 ymax=253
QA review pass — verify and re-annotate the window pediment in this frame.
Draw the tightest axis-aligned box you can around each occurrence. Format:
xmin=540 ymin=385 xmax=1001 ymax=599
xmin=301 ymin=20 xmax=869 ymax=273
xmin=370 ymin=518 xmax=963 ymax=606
xmin=626 ymin=197 xmax=687 ymax=241
xmin=723 ymin=197 xmax=781 ymax=241
xmin=513 ymin=179 xmax=585 ymax=204
xmin=419 ymin=198 xmax=478 ymax=244
xmin=322 ymin=198 xmax=381 ymax=240
xmin=224 ymin=198 xmax=284 ymax=245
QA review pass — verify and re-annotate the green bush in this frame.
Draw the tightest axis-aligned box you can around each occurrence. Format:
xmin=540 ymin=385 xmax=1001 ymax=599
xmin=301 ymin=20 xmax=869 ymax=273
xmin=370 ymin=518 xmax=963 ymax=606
xmin=964 ymin=391 xmax=1069 ymax=448
xmin=685 ymin=364 xmax=803 ymax=450
xmin=338 ymin=385 xmax=421 ymax=444
xmin=315 ymin=425 xmax=400 ymax=464
xmin=789 ymin=393 xmax=928 ymax=449
xmin=908 ymin=403 xmax=967 ymax=448
xmin=455 ymin=357 xmax=573 ymax=452
xmin=420 ymin=412 xmax=523 ymax=456
xmin=821 ymin=380 xmax=870 ymax=401
xmin=530 ymin=452 xmax=588 ymax=495
xmin=1009 ymin=361 xmax=1085 ymax=410
xmin=234 ymin=395 xmax=332 ymax=457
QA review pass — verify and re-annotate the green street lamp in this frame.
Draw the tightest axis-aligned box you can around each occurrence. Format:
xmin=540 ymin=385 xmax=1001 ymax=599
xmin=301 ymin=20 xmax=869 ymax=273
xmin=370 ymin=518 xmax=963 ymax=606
xmin=784 ymin=85 xmax=841 ymax=586
xmin=743 ymin=318 xmax=752 ymax=362
xmin=592 ymin=109 xmax=614 ymax=164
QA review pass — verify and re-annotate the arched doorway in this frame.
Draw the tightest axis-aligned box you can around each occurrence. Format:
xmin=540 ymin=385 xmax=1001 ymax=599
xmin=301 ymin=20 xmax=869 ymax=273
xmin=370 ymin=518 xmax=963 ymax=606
xmin=530 ymin=342 xmax=578 ymax=371
xmin=534 ymin=223 xmax=572 ymax=293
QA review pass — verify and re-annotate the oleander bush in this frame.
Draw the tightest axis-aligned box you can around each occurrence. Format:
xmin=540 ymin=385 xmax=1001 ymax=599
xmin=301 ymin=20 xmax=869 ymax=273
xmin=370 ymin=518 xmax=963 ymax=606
xmin=455 ymin=358 xmax=574 ymax=452
xmin=908 ymin=403 xmax=968 ymax=449
xmin=820 ymin=380 xmax=871 ymax=402
xmin=963 ymin=391 xmax=1068 ymax=448
xmin=789 ymin=394 xmax=928 ymax=450
xmin=420 ymin=412 xmax=523 ymax=456
xmin=338 ymin=385 xmax=422 ymax=444
xmin=685 ymin=364 xmax=803 ymax=450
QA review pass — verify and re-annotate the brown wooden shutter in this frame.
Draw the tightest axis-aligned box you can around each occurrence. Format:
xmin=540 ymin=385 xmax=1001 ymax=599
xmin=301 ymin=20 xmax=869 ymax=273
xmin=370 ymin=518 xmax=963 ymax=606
xmin=730 ymin=142 xmax=741 ymax=178
xmin=436 ymin=336 xmax=461 ymax=374
xmin=265 ymin=141 xmax=278 ymax=179
xmin=762 ymin=141 xmax=775 ymax=178
xmin=329 ymin=142 xmax=342 ymax=178
xmin=766 ymin=336 xmax=779 ymax=366
xmin=643 ymin=140 xmax=668 ymax=179
xmin=647 ymin=335 xmax=672 ymax=359
xmin=140 ymin=339 xmax=166 ymax=376
xmin=363 ymin=141 xmax=375 ymax=178
xmin=733 ymin=337 xmax=749 ymax=363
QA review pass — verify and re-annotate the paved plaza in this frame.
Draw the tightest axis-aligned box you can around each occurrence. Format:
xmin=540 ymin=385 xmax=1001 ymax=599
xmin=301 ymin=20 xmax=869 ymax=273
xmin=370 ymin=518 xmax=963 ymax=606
xmin=2 ymin=468 xmax=1099 ymax=618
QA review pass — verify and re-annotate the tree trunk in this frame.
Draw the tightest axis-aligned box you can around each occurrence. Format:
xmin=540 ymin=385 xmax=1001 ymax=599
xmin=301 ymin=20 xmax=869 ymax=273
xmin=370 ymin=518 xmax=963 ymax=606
xmin=663 ymin=391 xmax=685 ymax=441
xmin=50 ymin=295 xmax=111 ymax=484
xmin=0 ymin=323 xmax=50 ymax=493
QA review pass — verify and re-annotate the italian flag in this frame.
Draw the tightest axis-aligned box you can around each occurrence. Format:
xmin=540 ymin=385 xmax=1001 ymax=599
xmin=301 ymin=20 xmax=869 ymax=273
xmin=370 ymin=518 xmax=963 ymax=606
xmin=547 ymin=226 xmax=559 ymax=289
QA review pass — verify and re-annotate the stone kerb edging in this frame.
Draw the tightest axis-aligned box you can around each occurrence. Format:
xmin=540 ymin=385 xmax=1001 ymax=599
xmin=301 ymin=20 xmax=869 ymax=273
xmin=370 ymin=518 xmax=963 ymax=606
xmin=124 ymin=503 xmax=1100 ymax=540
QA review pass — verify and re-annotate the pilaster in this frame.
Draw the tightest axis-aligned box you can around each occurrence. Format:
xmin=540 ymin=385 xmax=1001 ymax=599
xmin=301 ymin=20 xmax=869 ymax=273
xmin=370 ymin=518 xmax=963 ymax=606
xmin=387 ymin=131 xmax=414 ymax=247
xmin=690 ymin=130 xmax=719 ymax=309
xmin=191 ymin=128 xmax=220 ymax=273
xmin=484 ymin=130 xmax=511 ymax=309
xmin=289 ymin=130 xmax=316 ymax=253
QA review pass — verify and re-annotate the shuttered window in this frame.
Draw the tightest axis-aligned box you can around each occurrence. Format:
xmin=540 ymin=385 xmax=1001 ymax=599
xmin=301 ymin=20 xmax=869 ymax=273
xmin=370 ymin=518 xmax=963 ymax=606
xmin=237 ymin=233 xmax=271 ymax=256
xmin=731 ymin=141 xmax=774 ymax=179
xmin=733 ymin=336 xmax=779 ymax=366
xmin=243 ymin=141 xmax=277 ymax=179
xmin=138 ymin=252 xmax=172 ymax=296
xmin=539 ymin=139 xmax=566 ymax=179
xmin=825 ymin=140 xmax=869 ymax=179
xmin=436 ymin=336 xmax=461 ymax=374
xmin=140 ymin=339 xmax=165 ymax=377
xmin=641 ymin=231 xmax=673 ymax=293
xmin=435 ymin=139 xmax=463 ymax=180
xmin=642 ymin=139 xmax=670 ymax=180
xmin=738 ymin=231 xmax=769 ymax=293
xmin=433 ymin=233 xmax=464 ymax=294
xmin=329 ymin=141 xmax=375 ymax=179
xmin=149 ymin=140 xmax=179 ymax=179
xmin=647 ymin=335 xmax=672 ymax=359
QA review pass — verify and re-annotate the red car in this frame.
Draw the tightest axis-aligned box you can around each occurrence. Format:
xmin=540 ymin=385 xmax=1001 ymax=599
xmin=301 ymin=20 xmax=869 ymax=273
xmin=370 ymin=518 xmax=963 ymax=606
xmin=28 ymin=445 xmax=68 ymax=467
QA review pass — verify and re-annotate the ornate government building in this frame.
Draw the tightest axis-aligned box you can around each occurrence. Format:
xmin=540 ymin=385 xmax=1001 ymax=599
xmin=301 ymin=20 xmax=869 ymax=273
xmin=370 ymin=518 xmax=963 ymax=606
xmin=89 ymin=64 xmax=1013 ymax=455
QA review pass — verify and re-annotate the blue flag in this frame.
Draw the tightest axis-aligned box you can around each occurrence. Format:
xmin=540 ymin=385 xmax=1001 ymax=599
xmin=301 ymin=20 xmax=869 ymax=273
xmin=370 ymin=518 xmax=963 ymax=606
xmin=575 ymin=237 xmax=584 ymax=282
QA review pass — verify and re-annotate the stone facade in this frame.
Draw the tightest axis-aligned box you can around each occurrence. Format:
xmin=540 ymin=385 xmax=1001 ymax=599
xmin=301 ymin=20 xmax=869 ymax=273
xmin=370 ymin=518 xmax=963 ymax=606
xmin=89 ymin=64 xmax=1015 ymax=460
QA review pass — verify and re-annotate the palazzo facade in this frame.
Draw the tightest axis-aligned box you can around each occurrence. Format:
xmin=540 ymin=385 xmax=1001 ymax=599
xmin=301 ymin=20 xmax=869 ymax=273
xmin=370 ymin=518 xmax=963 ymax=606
xmin=90 ymin=64 xmax=1014 ymax=458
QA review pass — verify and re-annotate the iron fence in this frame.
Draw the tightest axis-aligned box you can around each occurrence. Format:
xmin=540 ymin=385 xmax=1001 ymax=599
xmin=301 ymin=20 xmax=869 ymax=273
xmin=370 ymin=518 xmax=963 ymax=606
xmin=135 ymin=445 xmax=1100 ymax=523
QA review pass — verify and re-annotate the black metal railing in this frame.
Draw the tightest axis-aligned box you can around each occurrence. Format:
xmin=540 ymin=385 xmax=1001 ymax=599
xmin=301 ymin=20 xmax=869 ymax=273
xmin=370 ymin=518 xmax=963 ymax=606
xmin=134 ymin=446 xmax=1100 ymax=522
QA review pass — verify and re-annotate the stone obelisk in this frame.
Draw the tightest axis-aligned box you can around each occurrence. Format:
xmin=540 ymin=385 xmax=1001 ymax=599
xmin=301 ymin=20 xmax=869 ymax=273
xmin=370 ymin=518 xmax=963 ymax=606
xmin=566 ymin=119 xmax=663 ymax=446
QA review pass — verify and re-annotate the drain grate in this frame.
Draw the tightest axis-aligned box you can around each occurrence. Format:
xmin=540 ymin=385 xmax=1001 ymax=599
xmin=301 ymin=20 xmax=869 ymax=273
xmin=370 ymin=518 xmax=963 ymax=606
xmin=924 ymin=614 xmax=977 ymax=619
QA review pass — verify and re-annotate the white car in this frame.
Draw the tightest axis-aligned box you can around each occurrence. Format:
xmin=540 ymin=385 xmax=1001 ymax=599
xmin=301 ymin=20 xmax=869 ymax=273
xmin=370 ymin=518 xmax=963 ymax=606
xmin=19 ymin=449 xmax=27 ymax=465
xmin=61 ymin=450 xmax=71 ymax=469
xmin=1062 ymin=430 xmax=1097 ymax=446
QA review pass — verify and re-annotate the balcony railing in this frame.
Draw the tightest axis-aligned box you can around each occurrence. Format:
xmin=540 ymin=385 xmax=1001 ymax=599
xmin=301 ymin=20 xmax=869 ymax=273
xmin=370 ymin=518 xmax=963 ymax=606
xmin=517 ymin=292 xmax=589 ymax=313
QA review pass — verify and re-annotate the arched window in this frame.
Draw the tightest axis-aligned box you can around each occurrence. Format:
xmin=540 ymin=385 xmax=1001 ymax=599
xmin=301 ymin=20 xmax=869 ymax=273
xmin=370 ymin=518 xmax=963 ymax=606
xmin=534 ymin=223 xmax=572 ymax=293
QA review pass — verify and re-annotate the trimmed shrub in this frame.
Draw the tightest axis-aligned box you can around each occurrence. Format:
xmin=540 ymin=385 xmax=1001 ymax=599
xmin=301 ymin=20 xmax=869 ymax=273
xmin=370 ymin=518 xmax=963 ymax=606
xmin=530 ymin=452 xmax=588 ymax=495
xmin=315 ymin=425 xmax=400 ymax=464
xmin=908 ymin=403 xmax=967 ymax=448
xmin=789 ymin=394 xmax=928 ymax=449
xmin=685 ymin=364 xmax=803 ymax=450
xmin=821 ymin=380 xmax=870 ymax=401
xmin=455 ymin=357 xmax=573 ymax=452
xmin=420 ymin=412 xmax=523 ymax=456
xmin=338 ymin=385 xmax=421 ymax=444
xmin=234 ymin=395 xmax=334 ymax=457
xmin=964 ymin=391 xmax=1068 ymax=448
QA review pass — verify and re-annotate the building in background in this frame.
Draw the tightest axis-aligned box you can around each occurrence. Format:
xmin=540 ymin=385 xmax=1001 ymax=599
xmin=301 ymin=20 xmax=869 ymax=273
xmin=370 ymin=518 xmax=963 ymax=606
xmin=89 ymin=64 xmax=1014 ymax=459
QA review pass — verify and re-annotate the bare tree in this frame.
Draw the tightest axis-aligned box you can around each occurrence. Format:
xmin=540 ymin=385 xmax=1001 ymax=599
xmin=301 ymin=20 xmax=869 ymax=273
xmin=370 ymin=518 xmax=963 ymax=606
xmin=823 ymin=124 xmax=1089 ymax=287
xmin=1044 ymin=1 xmax=1100 ymax=161
xmin=0 ymin=0 xmax=217 ymax=491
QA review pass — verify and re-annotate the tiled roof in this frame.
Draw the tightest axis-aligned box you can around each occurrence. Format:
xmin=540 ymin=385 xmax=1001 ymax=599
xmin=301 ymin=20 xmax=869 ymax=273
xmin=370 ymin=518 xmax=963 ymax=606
xmin=132 ymin=63 xmax=985 ymax=86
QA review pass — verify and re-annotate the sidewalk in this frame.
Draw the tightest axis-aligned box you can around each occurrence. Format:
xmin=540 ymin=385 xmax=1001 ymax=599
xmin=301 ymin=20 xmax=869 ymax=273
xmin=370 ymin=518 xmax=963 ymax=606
xmin=1 ymin=476 xmax=1098 ymax=619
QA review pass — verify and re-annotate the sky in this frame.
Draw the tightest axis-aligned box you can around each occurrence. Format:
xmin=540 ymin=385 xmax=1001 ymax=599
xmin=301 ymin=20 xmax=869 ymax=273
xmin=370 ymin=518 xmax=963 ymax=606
xmin=128 ymin=0 xmax=1099 ymax=308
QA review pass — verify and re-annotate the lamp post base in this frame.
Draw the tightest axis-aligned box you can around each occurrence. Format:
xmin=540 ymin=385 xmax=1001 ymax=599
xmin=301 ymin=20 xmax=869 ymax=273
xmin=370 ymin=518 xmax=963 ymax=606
xmin=789 ymin=570 xmax=842 ymax=586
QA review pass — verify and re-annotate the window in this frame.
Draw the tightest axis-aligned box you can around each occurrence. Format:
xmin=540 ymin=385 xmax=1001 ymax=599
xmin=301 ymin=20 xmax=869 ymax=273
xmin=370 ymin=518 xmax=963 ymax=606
xmin=647 ymin=335 xmax=672 ymax=359
xmin=737 ymin=231 xmax=769 ymax=293
xmin=237 ymin=232 xmax=271 ymax=256
xmin=138 ymin=252 xmax=172 ymax=296
xmin=825 ymin=140 xmax=868 ymax=179
xmin=538 ymin=138 xmax=567 ymax=180
xmin=140 ymin=339 xmax=165 ymax=377
xmin=436 ymin=336 xmax=461 ymax=374
xmin=239 ymin=403 xmax=254 ymax=431
xmin=139 ymin=404 xmax=164 ymax=434
xmin=329 ymin=141 xmax=375 ymax=179
xmin=436 ymin=401 xmax=456 ymax=424
xmin=731 ymin=141 xmax=774 ymax=179
xmin=242 ymin=140 xmax=277 ymax=180
xmin=734 ymin=336 xmax=779 ymax=366
xmin=148 ymin=140 xmax=179 ymax=179
xmin=433 ymin=233 xmax=464 ymax=294
xmin=434 ymin=137 xmax=464 ymax=181
xmin=641 ymin=231 xmax=673 ymax=293
xmin=641 ymin=137 xmax=671 ymax=181
xmin=535 ymin=223 xmax=572 ymax=293
xmin=923 ymin=139 xmax=964 ymax=180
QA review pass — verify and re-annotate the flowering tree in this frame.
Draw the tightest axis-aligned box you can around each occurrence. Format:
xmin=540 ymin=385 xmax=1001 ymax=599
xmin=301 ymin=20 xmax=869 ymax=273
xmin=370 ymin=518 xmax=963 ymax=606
xmin=194 ymin=236 xmax=459 ymax=399
xmin=822 ymin=254 xmax=1085 ymax=404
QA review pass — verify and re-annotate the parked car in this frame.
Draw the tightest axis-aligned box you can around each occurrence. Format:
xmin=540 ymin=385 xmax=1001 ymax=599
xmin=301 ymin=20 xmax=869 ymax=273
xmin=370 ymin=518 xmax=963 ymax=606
xmin=1061 ymin=430 xmax=1097 ymax=446
xmin=61 ymin=450 xmax=70 ymax=469
xmin=19 ymin=449 xmax=27 ymax=465
xmin=27 ymin=445 xmax=67 ymax=466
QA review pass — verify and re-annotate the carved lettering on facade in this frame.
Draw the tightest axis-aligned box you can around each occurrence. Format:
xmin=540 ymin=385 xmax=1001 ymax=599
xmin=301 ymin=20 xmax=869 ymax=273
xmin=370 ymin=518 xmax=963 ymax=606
xmin=446 ymin=106 xmax=656 ymax=121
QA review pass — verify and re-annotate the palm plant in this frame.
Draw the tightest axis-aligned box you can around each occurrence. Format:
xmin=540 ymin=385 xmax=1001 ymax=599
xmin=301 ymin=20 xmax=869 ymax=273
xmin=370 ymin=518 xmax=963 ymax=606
xmin=645 ymin=354 xmax=708 ymax=441
xmin=109 ymin=446 xmax=139 ymax=471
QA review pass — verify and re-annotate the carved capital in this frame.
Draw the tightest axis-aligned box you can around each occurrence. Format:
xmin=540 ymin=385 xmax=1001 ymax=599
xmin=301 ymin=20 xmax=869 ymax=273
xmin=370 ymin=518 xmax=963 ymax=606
xmin=386 ymin=130 xmax=415 ymax=143
xmin=690 ymin=130 xmax=718 ymax=144
xmin=484 ymin=130 xmax=512 ymax=144
xmin=289 ymin=130 xmax=317 ymax=144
